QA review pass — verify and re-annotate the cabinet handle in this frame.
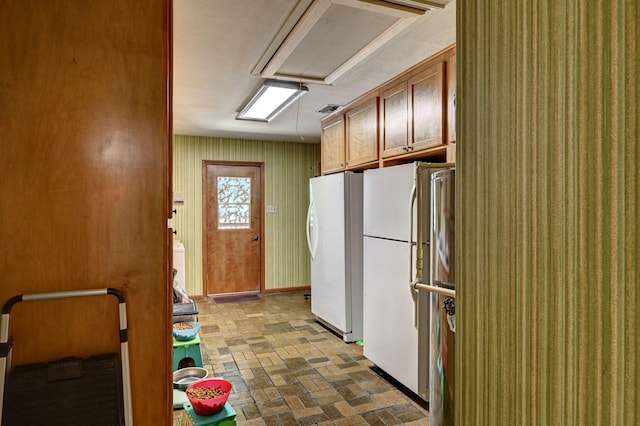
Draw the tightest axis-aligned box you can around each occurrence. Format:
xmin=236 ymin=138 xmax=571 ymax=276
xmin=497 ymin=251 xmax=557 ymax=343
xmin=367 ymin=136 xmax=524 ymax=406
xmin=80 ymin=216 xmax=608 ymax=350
xmin=407 ymin=146 xmax=414 ymax=151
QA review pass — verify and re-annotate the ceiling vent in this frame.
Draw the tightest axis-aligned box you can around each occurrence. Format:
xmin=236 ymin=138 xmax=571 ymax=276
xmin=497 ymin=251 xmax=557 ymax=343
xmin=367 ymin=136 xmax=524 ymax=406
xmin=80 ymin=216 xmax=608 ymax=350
xmin=317 ymin=104 xmax=342 ymax=114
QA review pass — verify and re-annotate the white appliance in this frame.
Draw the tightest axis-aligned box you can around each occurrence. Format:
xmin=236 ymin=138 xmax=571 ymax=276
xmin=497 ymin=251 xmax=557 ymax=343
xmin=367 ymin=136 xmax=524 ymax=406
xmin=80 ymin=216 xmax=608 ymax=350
xmin=307 ymin=172 xmax=363 ymax=342
xmin=173 ymin=240 xmax=186 ymax=288
xmin=363 ymin=162 xmax=451 ymax=401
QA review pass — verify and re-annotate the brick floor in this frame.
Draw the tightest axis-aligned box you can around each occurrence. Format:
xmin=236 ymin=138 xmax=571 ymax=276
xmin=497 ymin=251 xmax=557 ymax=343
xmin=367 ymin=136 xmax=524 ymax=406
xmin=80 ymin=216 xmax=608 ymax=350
xmin=173 ymin=290 xmax=429 ymax=425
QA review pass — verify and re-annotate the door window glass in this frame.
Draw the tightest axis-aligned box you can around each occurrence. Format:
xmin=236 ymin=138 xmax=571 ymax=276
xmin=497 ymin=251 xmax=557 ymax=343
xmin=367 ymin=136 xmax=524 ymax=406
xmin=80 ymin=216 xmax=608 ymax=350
xmin=217 ymin=177 xmax=251 ymax=229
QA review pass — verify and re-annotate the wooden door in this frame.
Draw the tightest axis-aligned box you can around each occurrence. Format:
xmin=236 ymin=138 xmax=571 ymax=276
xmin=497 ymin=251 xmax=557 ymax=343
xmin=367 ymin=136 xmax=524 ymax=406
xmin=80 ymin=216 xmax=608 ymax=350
xmin=446 ymin=54 xmax=456 ymax=144
xmin=1 ymin=1 xmax=172 ymax=423
xmin=380 ymin=80 xmax=409 ymax=158
xmin=321 ymin=115 xmax=346 ymax=174
xmin=203 ymin=162 xmax=263 ymax=295
xmin=409 ymin=61 xmax=446 ymax=151
xmin=345 ymin=94 xmax=379 ymax=168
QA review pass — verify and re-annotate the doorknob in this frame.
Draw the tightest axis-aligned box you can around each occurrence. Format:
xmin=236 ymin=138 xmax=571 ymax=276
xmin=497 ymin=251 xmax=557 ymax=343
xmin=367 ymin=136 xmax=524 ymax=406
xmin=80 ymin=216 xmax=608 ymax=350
xmin=252 ymin=235 xmax=259 ymax=241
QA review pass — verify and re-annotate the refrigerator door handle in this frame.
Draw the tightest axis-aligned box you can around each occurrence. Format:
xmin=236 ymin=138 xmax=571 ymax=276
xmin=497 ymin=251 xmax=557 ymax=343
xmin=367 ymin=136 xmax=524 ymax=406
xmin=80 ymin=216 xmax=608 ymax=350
xmin=409 ymin=183 xmax=418 ymax=326
xmin=306 ymin=200 xmax=318 ymax=260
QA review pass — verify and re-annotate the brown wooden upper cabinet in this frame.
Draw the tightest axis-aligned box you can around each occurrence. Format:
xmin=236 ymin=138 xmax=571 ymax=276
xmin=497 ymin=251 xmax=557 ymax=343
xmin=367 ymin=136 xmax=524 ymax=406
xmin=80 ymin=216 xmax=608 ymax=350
xmin=409 ymin=61 xmax=445 ymax=151
xmin=345 ymin=93 xmax=379 ymax=169
xmin=321 ymin=115 xmax=346 ymax=174
xmin=380 ymin=80 xmax=409 ymax=158
xmin=447 ymin=54 xmax=456 ymax=144
xmin=320 ymin=44 xmax=455 ymax=174
xmin=381 ymin=59 xmax=446 ymax=158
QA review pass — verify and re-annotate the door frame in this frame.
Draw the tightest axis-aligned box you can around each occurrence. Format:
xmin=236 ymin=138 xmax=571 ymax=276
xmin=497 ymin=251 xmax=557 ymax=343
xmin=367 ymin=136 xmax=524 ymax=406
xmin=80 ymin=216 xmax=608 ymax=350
xmin=201 ymin=160 xmax=265 ymax=296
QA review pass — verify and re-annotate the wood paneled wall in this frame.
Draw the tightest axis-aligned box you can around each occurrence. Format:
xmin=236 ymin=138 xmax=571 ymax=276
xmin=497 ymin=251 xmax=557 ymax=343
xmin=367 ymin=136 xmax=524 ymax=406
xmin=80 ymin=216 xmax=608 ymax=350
xmin=171 ymin=135 xmax=320 ymax=295
xmin=457 ymin=1 xmax=639 ymax=424
xmin=0 ymin=1 xmax=171 ymax=423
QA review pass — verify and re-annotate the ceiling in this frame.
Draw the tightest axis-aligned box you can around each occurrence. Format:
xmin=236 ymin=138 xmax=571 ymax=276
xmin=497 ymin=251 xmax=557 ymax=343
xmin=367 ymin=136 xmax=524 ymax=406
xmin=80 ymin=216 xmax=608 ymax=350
xmin=172 ymin=0 xmax=456 ymax=143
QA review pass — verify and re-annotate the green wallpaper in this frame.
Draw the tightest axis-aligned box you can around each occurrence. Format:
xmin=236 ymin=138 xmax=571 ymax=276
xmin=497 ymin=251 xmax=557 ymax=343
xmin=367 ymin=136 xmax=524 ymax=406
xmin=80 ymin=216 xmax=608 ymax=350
xmin=457 ymin=1 xmax=638 ymax=424
xmin=171 ymin=135 xmax=320 ymax=295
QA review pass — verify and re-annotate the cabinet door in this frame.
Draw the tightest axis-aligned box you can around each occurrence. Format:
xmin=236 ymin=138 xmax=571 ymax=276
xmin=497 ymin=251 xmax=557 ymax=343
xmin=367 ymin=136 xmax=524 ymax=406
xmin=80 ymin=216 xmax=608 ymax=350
xmin=409 ymin=61 xmax=445 ymax=151
xmin=321 ymin=116 xmax=346 ymax=174
xmin=380 ymin=81 xmax=408 ymax=158
xmin=346 ymin=96 xmax=378 ymax=167
xmin=447 ymin=54 xmax=456 ymax=144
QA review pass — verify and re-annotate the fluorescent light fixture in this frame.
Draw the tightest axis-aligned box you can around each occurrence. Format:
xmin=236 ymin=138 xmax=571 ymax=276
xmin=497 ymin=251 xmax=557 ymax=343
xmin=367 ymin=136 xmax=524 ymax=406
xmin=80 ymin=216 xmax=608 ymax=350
xmin=236 ymin=79 xmax=308 ymax=122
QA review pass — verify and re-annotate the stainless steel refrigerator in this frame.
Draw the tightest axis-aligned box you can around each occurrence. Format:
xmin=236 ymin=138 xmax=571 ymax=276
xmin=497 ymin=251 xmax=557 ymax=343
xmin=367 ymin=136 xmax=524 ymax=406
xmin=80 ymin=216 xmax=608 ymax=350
xmin=362 ymin=162 xmax=452 ymax=401
xmin=306 ymin=172 xmax=363 ymax=342
xmin=417 ymin=169 xmax=456 ymax=425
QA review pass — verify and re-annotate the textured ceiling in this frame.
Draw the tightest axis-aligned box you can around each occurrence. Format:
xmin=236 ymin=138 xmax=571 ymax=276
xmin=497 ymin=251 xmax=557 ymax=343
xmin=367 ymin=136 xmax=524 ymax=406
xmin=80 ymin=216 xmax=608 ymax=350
xmin=172 ymin=0 xmax=456 ymax=143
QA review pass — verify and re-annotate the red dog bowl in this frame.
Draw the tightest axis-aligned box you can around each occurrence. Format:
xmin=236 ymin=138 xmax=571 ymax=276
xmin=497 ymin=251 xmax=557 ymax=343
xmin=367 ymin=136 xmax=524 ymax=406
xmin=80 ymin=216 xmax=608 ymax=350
xmin=185 ymin=379 xmax=232 ymax=416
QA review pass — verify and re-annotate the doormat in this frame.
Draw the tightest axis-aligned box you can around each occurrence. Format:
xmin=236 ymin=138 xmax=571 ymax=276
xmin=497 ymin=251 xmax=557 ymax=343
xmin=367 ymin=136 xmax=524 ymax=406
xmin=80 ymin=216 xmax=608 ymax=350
xmin=212 ymin=294 xmax=261 ymax=304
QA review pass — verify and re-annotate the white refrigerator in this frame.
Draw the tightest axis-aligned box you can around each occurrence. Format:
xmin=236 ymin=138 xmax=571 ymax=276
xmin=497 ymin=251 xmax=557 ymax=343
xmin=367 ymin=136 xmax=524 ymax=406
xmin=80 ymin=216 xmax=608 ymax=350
xmin=363 ymin=162 xmax=451 ymax=401
xmin=307 ymin=172 xmax=363 ymax=342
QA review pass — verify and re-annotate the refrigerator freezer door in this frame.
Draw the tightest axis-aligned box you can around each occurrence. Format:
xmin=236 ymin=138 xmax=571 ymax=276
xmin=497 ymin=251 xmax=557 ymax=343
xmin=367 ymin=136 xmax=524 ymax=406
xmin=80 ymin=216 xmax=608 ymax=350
xmin=363 ymin=236 xmax=426 ymax=396
xmin=431 ymin=169 xmax=455 ymax=289
xmin=309 ymin=172 xmax=363 ymax=343
xmin=310 ymin=173 xmax=349 ymax=334
xmin=363 ymin=163 xmax=416 ymax=242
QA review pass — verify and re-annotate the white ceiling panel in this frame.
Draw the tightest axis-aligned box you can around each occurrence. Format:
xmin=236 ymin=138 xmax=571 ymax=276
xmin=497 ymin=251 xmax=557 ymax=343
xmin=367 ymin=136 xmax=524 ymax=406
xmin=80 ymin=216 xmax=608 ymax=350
xmin=276 ymin=4 xmax=399 ymax=79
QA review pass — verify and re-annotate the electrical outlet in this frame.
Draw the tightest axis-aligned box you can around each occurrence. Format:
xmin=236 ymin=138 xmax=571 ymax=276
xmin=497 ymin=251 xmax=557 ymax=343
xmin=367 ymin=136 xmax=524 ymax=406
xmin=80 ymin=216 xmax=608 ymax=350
xmin=266 ymin=205 xmax=277 ymax=213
